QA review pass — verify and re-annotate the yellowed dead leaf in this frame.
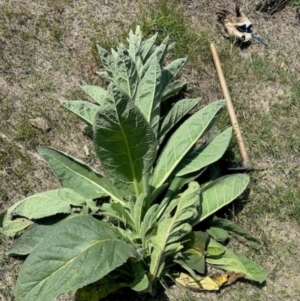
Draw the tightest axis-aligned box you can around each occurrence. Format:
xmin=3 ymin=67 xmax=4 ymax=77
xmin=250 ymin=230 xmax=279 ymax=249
xmin=225 ymin=272 xmax=246 ymax=286
xmin=175 ymin=271 xmax=246 ymax=292
xmin=211 ymin=273 xmax=228 ymax=287
xmin=211 ymin=271 xmax=246 ymax=287
xmin=175 ymin=272 xmax=219 ymax=291
xmin=199 ymin=276 xmax=220 ymax=291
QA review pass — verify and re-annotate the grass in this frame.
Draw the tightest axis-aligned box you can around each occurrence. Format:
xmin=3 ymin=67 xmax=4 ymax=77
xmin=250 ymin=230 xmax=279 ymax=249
xmin=1 ymin=0 xmax=300 ymax=300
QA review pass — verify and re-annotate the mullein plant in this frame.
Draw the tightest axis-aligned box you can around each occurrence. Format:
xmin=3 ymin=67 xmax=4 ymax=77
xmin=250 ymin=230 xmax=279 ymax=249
xmin=0 ymin=26 xmax=266 ymax=301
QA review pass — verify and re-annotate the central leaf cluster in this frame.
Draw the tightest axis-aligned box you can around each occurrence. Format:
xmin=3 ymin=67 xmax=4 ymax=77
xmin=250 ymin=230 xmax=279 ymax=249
xmin=0 ymin=26 xmax=266 ymax=301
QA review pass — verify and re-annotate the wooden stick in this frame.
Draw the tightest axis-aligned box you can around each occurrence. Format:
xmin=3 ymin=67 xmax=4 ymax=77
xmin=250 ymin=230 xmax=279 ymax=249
xmin=210 ymin=43 xmax=251 ymax=168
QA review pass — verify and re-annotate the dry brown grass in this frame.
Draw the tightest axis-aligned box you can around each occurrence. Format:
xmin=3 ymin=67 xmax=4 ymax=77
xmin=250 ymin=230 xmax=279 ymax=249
xmin=1 ymin=0 xmax=300 ymax=300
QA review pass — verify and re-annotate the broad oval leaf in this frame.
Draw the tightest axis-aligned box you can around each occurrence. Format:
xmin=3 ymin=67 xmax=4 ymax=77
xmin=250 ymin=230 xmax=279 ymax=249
xmin=151 ymin=100 xmax=225 ymax=189
xmin=6 ymin=223 xmax=49 ymax=256
xmin=10 ymin=188 xmax=86 ymax=220
xmin=16 ymin=215 xmax=139 ymax=301
xmin=2 ymin=217 xmax=33 ymax=237
xmin=176 ymin=127 xmax=232 ymax=176
xmin=206 ymin=227 xmax=229 ymax=243
xmin=158 ymin=98 xmax=200 ymax=144
xmin=181 ymin=231 xmax=209 ymax=274
xmin=37 ymin=146 xmax=127 ymax=205
xmin=131 ymin=262 xmax=149 ymax=292
xmin=61 ymin=100 xmax=99 ymax=125
xmin=192 ymin=174 xmax=250 ymax=225
xmin=94 ymin=84 xmax=157 ymax=195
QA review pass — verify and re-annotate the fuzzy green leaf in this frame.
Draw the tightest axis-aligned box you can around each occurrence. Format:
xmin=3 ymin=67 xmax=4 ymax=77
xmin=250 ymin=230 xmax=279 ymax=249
xmin=150 ymin=182 xmax=200 ymax=280
xmin=10 ymin=188 xmax=86 ymax=220
xmin=166 ymin=169 xmax=205 ymax=199
xmin=115 ymin=44 xmax=139 ymax=98
xmin=128 ymin=26 xmax=142 ymax=61
xmin=111 ymin=48 xmax=118 ymax=59
xmin=161 ymin=58 xmax=187 ymax=91
xmin=101 ymin=203 xmax=135 ymax=228
xmin=192 ymin=174 xmax=250 ymax=225
xmin=6 ymin=224 xmax=49 ymax=256
xmin=157 ymin=197 xmax=179 ymax=223
xmin=151 ymin=100 xmax=225 ymax=189
xmin=174 ymin=259 xmax=199 ymax=280
xmin=133 ymin=192 xmax=147 ymax=233
xmin=94 ymin=84 xmax=157 ymax=195
xmin=81 ymin=85 xmax=107 ymax=106
xmin=96 ymin=71 xmax=113 ymax=80
xmin=206 ymin=240 xmax=226 ymax=258
xmin=128 ymin=26 xmax=143 ymax=76
xmin=144 ymin=36 xmax=170 ymax=72
xmin=2 ymin=217 xmax=33 ymax=237
xmin=206 ymin=227 xmax=229 ymax=243
xmin=131 ymin=263 xmax=149 ymax=292
xmin=181 ymin=231 xmax=208 ymax=274
xmin=6 ymin=214 xmax=82 ymax=254
xmin=61 ymin=101 xmax=99 ymax=125
xmin=135 ymin=58 xmax=161 ymax=135
xmin=16 ymin=215 xmax=138 ymax=301
xmin=162 ymin=80 xmax=186 ymax=101
xmin=140 ymin=204 xmax=158 ymax=240
xmin=37 ymin=147 xmax=126 ymax=205
xmin=131 ymin=273 xmax=149 ymax=292
xmin=209 ymin=217 xmax=262 ymax=249
xmin=206 ymin=239 xmax=267 ymax=283
xmin=97 ymin=45 xmax=115 ymax=78
xmin=176 ymin=127 xmax=232 ymax=176
xmin=140 ymin=32 xmax=158 ymax=63
xmin=158 ymin=98 xmax=199 ymax=144
xmin=185 ymin=231 xmax=208 ymax=254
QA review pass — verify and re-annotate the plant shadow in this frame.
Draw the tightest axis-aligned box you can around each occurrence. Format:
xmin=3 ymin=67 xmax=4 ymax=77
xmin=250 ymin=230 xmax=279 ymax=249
xmin=103 ymin=286 xmax=170 ymax=301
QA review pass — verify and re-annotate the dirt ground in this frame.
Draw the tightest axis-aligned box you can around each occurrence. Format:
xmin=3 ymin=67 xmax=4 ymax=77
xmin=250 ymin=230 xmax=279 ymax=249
xmin=1 ymin=0 xmax=300 ymax=300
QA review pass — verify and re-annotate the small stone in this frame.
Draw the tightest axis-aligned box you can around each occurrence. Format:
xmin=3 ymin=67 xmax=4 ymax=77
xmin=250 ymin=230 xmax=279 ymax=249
xmin=280 ymin=62 xmax=286 ymax=69
xmin=29 ymin=117 xmax=51 ymax=132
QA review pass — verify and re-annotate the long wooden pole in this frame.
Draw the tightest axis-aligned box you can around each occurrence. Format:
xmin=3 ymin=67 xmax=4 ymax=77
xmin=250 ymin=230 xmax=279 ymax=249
xmin=210 ymin=43 xmax=251 ymax=168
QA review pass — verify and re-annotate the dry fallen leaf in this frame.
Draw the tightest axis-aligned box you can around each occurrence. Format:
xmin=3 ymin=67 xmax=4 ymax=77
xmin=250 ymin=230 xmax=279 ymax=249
xmin=29 ymin=117 xmax=50 ymax=132
xmin=224 ymin=272 xmax=246 ymax=286
xmin=175 ymin=272 xmax=219 ymax=291
xmin=211 ymin=272 xmax=228 ymax=287
xmin=211 ymin=271 xmax=246 ymax=287
xmin=175 ymin=271 xmax=246 ymax=292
